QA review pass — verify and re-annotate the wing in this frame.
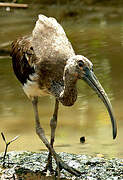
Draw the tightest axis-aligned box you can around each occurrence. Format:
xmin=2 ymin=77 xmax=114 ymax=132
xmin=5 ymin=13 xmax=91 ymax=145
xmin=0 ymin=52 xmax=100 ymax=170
xmin=32 ymin=15 xmax=75 ymax=63
xmin=11 ymin=35 xmax=36 ymax=85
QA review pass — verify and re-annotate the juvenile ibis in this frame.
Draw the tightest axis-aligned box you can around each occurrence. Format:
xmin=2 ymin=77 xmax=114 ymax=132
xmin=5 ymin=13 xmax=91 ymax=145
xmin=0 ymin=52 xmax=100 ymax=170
xmin=11 ymin=15 xmax=117 ymax=177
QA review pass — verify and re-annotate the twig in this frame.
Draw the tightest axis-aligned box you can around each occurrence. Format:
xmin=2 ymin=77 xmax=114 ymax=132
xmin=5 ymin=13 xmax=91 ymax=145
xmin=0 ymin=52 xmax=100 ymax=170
xmin=1 ymin=132 xmax=19 ymax=167
xmin=0 ymin=56 xmax=10 ymax=59
xmin=0 ymin=2 xmax=28 ymax=8
xmin=0 ymin=41 xmax=11 ymax=48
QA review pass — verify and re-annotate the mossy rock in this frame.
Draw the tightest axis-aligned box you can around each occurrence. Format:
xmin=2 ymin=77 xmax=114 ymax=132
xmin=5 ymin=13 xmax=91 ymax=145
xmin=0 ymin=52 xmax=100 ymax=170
xmin=0 ymin=151 xmax=122 ymax=179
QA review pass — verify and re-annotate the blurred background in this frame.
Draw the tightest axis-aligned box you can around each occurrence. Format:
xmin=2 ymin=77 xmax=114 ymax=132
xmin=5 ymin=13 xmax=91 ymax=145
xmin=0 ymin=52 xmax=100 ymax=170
xmin=0 ymin=0 xmax=123 ymax=158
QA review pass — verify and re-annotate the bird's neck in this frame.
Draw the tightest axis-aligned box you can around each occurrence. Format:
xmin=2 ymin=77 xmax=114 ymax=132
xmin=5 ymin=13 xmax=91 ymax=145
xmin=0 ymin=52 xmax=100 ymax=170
xmin=51 ymin=73 xmax=77 ymax=106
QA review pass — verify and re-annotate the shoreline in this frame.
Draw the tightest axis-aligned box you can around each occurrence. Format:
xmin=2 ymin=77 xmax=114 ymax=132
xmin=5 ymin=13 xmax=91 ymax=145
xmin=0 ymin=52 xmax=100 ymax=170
xmin=0 ymin=151 xmax=122 ymax=179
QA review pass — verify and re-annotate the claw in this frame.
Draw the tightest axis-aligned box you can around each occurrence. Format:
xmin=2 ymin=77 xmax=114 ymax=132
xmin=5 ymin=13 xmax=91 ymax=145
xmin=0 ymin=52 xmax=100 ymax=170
xmin=41 ymin=167 xmax=54 ymax=176
xmin=41 ymin=161 xmax=54 ymax=175
xmin=42 ymin=153 xmax=81 ymax=177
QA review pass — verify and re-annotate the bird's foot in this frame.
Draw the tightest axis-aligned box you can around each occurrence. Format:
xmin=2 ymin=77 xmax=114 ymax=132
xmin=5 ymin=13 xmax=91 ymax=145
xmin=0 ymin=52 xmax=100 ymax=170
xmin=41 ymin=156 xmax=54 ymax=175
xmin=55 ymin=154 xmax=81 ymax=177
xmin=42 ymin=153 xmax=81 ymax=178
xmin=41 ymin=165 xmax=54 ymax=176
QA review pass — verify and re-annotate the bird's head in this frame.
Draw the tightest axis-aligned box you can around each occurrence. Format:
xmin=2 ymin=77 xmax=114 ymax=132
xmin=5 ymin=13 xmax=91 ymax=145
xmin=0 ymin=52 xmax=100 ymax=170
xmin=65 ymin=55 xmax=117 ymax=139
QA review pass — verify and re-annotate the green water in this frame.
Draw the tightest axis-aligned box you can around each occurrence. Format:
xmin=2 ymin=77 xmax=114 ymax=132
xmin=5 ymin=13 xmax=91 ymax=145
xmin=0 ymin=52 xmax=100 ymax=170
xmin=0 ymin=5 xmax=123 ymax=158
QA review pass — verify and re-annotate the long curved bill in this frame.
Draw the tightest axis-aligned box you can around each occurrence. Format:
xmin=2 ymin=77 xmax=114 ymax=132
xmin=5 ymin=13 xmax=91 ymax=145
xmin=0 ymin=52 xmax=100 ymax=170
xmin=83 ymin=68 xmax=117 ymax=139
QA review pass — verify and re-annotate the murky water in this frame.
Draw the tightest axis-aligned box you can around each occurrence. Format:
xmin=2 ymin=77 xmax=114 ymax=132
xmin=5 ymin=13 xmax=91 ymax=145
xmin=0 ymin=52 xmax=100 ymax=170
xmin=0 ymin=5 xmax=123 ymax=158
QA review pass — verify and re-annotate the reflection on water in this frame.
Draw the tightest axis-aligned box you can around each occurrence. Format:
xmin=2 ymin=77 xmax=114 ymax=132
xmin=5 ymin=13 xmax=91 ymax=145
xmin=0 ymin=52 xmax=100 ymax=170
xmin=0 ymin=6 xmax=123 ymax=158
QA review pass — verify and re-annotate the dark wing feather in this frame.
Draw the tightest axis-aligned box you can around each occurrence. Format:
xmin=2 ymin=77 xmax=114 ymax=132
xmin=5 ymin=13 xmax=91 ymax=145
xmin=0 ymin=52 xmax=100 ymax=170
xmin=11 ymin=35 xmax=36 ymax=85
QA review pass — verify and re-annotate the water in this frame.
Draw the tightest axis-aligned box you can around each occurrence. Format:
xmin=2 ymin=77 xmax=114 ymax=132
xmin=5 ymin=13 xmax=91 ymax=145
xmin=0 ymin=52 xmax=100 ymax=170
xmin=0 ymin=5 xmax=123 ymax=158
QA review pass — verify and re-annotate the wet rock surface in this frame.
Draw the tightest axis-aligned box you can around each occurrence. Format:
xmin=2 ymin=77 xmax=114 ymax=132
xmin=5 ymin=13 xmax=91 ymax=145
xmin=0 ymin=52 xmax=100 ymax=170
xmin=0 ymin=151 xmax=122 ymax=179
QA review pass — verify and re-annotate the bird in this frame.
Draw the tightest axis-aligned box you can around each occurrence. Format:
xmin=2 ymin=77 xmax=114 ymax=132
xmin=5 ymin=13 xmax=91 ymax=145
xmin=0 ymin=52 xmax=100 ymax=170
xmin=10 ymin=14 xmax=117 ymax=177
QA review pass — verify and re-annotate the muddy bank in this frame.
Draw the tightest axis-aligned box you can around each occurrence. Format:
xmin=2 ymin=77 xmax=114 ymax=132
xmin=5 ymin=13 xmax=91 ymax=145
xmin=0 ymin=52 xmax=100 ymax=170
xmin=0 ymin=151 xmax=122 ymax=179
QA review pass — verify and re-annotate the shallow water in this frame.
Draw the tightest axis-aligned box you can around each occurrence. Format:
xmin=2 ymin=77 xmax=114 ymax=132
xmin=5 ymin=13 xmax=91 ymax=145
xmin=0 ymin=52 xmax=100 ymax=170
xmin=0 ymin=5 xmax=123 ymax=158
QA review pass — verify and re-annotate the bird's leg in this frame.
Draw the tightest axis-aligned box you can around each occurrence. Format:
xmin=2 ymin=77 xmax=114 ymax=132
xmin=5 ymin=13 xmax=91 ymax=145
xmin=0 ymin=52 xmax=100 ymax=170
xmin=44 ymin=99 xmax=59 ymax=173
xmin=32 ymin=96 xmax=58 ymax=172
xmin=32 ymin=97 xmax=81 ymax=177
xmin=50 ymin=99 xmax=59 ymax=148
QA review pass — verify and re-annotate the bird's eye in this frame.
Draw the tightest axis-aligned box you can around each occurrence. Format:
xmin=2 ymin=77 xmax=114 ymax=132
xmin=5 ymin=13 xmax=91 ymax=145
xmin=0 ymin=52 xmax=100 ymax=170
xmin=78 ymin=60 xmax=84 ymax=68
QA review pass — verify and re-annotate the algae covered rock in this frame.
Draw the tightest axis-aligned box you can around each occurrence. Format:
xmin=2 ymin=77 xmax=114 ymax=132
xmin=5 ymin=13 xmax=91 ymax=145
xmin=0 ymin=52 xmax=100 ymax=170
xmin=0 ymin=151 xmax=122 ymax=179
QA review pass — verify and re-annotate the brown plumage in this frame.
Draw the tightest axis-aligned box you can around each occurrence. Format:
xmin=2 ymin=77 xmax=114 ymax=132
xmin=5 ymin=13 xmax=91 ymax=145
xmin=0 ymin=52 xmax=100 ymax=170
xmin=11 ymin=15 xmax=117 ymax=177
xmin=11 ymin=36 xmax=36 ymax=83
